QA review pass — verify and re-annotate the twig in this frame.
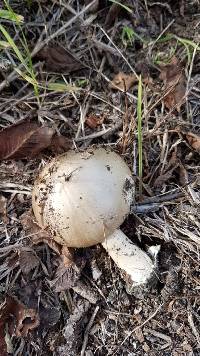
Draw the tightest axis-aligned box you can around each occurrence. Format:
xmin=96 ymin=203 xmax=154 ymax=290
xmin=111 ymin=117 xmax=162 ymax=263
xmin=72 ymin=280 xmax=98 ymax=304
xmin=74 ymin=128 xmax=112 ymax=141
xmin=113 ymin=303 xmax=163 ymax=355
xmin=134 ymin=190 xmax=184 ymax=205
xmin=81 ymin=306 xmax=99 ymax=356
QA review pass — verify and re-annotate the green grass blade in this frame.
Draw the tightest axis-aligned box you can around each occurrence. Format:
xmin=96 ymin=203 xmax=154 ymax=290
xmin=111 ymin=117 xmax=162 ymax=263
xmin=47 ymin=82 xmax=80 ymax=92
xmin=0 ymin=9 xmax=24 ymax=22
xmin=109 ymin=0 xmax=132 ymax=13
xmin=14 ymin=67 xmax=37 ymax=85
xmin=137 ymin=75 xmax=143 ymax=194
xmin=0 ymin=24 xmax=31 ymax=74
xmin=0 ymin=40 xmax=11 ymax=49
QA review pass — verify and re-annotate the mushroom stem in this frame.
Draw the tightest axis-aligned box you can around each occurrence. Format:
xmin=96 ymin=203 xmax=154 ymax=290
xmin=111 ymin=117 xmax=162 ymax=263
xmin=101 ymin=229 xmax=156 ymax=291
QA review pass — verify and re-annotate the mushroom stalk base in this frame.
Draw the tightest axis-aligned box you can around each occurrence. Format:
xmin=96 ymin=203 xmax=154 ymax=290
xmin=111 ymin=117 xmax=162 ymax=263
xmin=102 ymin=229 xmax=156 ymax=291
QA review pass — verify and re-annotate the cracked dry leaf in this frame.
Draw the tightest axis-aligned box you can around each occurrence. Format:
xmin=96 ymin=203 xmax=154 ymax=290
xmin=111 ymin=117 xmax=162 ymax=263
xmin=105 ymin=3 xmax=121 ymax=27
xmin=185 ymin=132 xmax=200 ymax=153
xmin=154 ymin=165 xmax=178 ymax=188
xmin=36 ymin=44 xmax=85 ymax=73
xmin=159 ymin=56 xmax=186 ymax=112
xmin=20 ymin=211 xmax=84 ymax=293
xmin=85 ymin=114 xmax=104 ymax=129
xmin=0 ymin=295 xmax=39 ymax=354
xmin=0 ymin=121 xmax=70 ymax=160
xmin=49 ymin=251 xmax=85 ymax=292
xmin=109 ymin=72 xmax=137 ymax=91
xmin=18 ymin=248 xmax=40 ymax=274
xmin=20 ymin=210 xmax=63 ymax=255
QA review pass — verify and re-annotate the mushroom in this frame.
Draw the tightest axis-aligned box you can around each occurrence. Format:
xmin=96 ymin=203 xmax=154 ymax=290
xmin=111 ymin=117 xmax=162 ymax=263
xmin=32 ymin=148 xmax=156 ymax=292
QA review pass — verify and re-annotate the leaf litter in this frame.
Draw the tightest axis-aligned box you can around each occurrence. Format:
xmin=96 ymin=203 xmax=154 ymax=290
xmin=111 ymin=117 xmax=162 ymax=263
xmin=159 ymin=56 xmax=186 ymax=111
xmin=109 ymin=72 xmax=138 ymax=91
xmin=0 ymin=1 xmax=200 ymax=355
xmin=185 ymin=131 xmax=200 ymax=153
xmin=36 ymin=44 xmax=85 ymax=73
xmin=0 ymin=121 xmax=71 ymax=160
xmin=0 ymin=295 xmax=39 ymax=355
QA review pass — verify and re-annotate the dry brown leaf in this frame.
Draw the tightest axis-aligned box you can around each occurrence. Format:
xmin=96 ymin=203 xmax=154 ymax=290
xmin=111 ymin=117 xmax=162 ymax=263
xmin=15 ymin=282 xmax=61 ymax=329
xmin=185 ymin=132 xmax=200 ymax=153
xmin=85 ymin=114 xmax=104 ymax=129
xmin=36 ymin=44 xmax=85 ymax=73
xmin=0 ymin=295 xmax=39 ymax=347
xmin=0 ymin=195 xmax=8 ymax=223
xmin=159 ymin=57 xmax=186 ymax=112
xmin=20 ymin=210 xmax=75 ymax=273
xmin=39 ymin=306 xmax=61 ymax=328
xmin=20 ymin=211 xmax=84 ymax=292
xmin=0 ymin=121 xmax=70 ymax=160
xmin=20 ymin=210 xmax=63 ymax=255
xmin=18 ymin=248 xmax=40 ymax=274
xmin=50 ymin=134 xmax=71 ymax=154
xmin=0 ymin=312 xmax=8 ymax=356
xmin=154 ymin=165 xmax=178 ymax=188
xmin=49 ymin=257 xmax=83 ymax=292
xmin=49 ymin=245 xmax=85 ymax=292
xmin=105 ymin=3 xmax=121 ymax=27
xmin=109 ymin=72 xmax=137 ymax=91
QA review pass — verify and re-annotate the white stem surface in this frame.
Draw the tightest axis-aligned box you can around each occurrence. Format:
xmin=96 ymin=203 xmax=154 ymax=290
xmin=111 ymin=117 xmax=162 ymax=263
xmin=102 ymin=229 xmax=155 ymax=288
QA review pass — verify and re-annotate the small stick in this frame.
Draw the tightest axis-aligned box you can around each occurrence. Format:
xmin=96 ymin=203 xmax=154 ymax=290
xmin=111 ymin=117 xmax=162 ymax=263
xmin=72 ymin=280 xmax=98 ymax=304
xmin=81 ymin=306 xmax=99 ymax=356
xmin=113 ymin=304 xmax=163 ymax=355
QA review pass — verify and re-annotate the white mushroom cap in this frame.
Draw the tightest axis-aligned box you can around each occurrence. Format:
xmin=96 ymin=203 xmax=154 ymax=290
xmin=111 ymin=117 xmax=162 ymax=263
xmin=32 ymin=148 xmax=135 ymax=247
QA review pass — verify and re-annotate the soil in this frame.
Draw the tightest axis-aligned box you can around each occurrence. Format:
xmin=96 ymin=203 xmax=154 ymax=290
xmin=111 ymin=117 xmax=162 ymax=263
xmin=0 ymin=1 xmax=200 ymax=355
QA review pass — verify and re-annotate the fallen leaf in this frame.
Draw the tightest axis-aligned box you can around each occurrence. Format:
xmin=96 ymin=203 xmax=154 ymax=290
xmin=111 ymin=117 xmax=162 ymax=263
xmin=135 ymin=327 xmax=145 ymax=343
xmin=109 ymin=72 xmax=137 ymax=91
xmin=105 ymin=3 xmax=121 ymax=27
xmin=49 ymin=257 xmax=83 ymax=292
xmin=0 ymin=316 xmax=8 ymax=356
xmin=85 ymin=114 xmax=104 ymax=129
xmin=18 ymin=248 xmax=40 ymax=274
xmin=49 ymin=245 xmax=85 ymax=292
xmin=39 ymin=306 xmax=61 ymax=328
xmin=15 ymin=281 xmax=61 ymax=329
xmin=185 ymin=131 xmax=200 ymax=153
xmin=20 ymin=210 xmax=63 ymax=255
xmin=0 ymin=121 xmax=70 ymax=160
xmin=51 ymin=135 xmax=71 ymax=154
xmin=0 ymin=295 xmax=39 ymax=351
xmin=36 ymin=44 xmax=85 ymax=73
xmin=20 ymin=211 xmax=83 ymax=292
xmin=159 ymin=57 xmax=186 ymax=111
xmin=154 ymin=165 xmax=178 ymax=188
xmin=0 ymin=195 xmax=8 ymax=223
xmin=20 ymin=210 xmax=75 ymax=271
